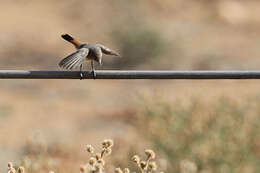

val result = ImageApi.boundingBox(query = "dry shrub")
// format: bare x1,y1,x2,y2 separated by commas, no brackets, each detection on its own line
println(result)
129,96,260,173
6,139,166,173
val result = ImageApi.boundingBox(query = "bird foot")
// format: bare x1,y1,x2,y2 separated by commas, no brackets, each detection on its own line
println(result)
80,72,84,80
92,70,96,79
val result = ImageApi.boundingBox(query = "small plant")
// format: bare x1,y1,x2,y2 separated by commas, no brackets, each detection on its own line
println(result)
81,139,164,173
7,162,25,173
6,139,165,173
80,139,114,173
129,149,164,173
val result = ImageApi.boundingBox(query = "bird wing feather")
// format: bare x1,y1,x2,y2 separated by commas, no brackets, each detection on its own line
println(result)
59,48,89,69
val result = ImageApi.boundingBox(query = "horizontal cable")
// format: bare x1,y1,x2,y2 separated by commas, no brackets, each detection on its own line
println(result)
0,70,260,79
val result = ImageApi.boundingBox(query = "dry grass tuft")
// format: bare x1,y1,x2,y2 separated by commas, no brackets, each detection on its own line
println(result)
6,140,165,173
7,162,25,173
81,139,114,173
82,139,164,173
129,149,162,173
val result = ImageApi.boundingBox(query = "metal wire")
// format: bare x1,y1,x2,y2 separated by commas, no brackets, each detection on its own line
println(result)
1,70,260,79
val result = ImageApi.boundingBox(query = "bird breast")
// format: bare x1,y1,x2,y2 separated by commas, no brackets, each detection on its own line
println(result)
87,47,102,62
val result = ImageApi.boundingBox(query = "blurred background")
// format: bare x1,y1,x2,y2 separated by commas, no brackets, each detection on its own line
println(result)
0,0,260,173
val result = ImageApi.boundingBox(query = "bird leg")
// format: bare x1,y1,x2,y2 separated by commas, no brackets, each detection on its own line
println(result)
80,64,83,80
91,60,96,79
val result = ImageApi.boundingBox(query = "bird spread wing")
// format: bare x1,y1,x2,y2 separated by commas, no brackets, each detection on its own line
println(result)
96,44,120,57
59,48,89,69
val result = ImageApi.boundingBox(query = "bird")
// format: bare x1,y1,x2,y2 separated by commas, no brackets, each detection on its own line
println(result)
59,34,120,79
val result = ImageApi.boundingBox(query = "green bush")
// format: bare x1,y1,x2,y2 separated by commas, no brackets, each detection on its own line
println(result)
111,28,167,69
131,96,260,173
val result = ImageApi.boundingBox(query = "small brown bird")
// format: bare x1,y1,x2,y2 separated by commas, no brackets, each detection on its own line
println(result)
59,34,120,79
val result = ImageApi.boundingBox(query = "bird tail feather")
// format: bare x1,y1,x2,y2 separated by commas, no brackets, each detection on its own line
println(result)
61,34,82,48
